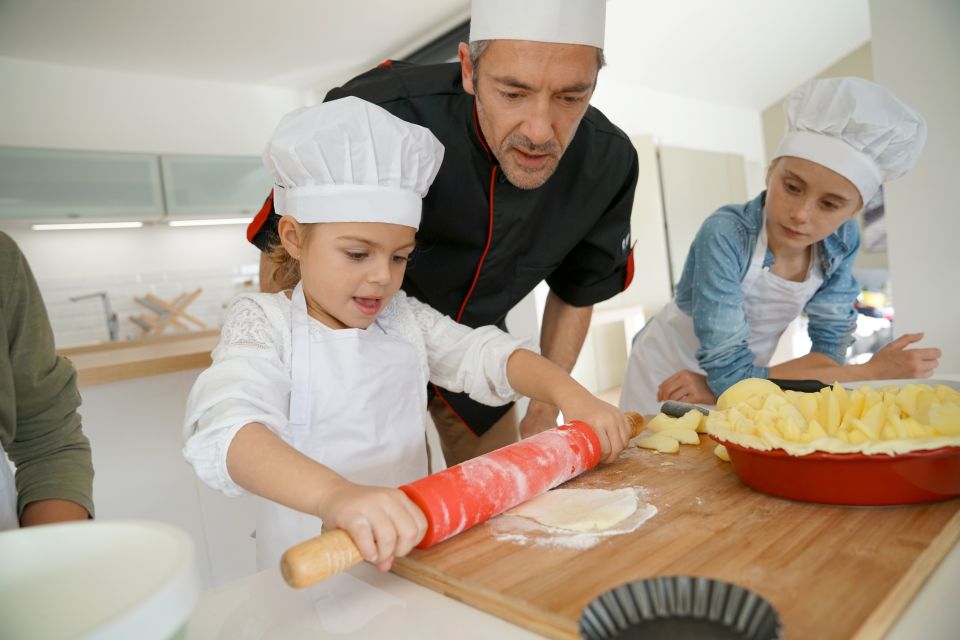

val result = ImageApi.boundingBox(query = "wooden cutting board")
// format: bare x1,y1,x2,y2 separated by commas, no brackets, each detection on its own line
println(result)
392,438,960,639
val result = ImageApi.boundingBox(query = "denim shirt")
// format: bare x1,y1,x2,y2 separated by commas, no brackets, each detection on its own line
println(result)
673,191,860,396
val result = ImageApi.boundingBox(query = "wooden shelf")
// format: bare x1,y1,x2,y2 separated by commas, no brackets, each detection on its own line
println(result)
59,329,220,388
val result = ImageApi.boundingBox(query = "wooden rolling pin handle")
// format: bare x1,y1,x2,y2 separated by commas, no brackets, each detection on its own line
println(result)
627,411,645,438
280,529,364,589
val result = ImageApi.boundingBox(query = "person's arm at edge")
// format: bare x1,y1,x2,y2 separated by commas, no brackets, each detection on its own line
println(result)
20,500,90,526
1,234,93,526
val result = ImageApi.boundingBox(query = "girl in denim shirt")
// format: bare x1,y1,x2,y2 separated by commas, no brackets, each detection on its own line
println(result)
621,78,940,415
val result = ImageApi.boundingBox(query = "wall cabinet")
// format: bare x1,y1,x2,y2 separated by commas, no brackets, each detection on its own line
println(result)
0,146,271,222
161,155,272,218
0,147,164,221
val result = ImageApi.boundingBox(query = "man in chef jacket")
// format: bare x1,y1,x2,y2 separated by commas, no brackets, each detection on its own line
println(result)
247,0,640,466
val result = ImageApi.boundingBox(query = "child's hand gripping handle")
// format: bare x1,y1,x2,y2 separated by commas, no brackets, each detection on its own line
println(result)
280,412,644,589
280,529,363,588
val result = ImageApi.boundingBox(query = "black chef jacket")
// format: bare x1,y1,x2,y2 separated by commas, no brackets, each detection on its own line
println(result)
248,61,639,436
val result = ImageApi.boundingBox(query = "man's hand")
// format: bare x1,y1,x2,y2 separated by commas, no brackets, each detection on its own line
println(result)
657,369,717,406
519,399,561,439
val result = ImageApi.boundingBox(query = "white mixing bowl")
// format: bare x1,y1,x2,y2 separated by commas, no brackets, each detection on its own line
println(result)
0,519,200,639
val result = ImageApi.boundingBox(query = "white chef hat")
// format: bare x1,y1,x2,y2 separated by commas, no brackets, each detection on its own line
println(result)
469,0,605,48
263,96,444,230
773,77,926,206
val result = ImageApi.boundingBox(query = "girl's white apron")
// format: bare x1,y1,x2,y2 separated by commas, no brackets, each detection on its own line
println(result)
255,283,427,570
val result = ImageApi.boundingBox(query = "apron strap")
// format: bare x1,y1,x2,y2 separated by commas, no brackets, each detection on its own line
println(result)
740,214,770,291
289,283,311,434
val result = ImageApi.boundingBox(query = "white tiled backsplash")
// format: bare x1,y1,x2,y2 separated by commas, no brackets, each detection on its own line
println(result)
41,263,260,348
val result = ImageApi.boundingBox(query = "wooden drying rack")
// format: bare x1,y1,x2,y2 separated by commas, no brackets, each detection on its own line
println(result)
131,288,208,336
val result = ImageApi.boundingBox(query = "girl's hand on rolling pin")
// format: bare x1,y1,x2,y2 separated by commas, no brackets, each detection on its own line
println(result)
316,481,427,572
559,393,632,463
657,369,717,405
866,333,941,379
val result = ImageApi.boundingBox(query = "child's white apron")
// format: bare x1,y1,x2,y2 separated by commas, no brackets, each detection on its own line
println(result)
620,217,824,415
254,283,428,570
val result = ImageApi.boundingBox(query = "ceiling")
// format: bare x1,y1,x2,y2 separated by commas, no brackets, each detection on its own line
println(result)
0,0,870,110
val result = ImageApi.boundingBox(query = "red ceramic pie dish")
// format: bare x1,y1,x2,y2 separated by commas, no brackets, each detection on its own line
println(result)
711,436,960,506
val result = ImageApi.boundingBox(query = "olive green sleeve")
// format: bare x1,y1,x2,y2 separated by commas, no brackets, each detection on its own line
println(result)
0,232,94,518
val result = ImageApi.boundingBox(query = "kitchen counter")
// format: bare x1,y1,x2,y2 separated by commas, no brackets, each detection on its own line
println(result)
59,330,220,388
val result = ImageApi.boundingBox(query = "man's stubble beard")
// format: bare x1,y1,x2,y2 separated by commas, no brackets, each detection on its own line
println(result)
476,98,564,191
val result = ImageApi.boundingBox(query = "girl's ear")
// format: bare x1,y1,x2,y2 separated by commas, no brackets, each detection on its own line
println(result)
277,215,303,259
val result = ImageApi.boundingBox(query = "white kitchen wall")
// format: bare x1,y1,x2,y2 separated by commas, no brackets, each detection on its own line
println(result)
592,75,767,173
869,0,960,373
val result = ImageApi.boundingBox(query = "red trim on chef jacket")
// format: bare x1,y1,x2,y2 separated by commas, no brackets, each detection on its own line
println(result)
440,103,500,438
246,190,275,245
472,100,493,162
377,59,393,68
454,100,497,322
431,383,481,437
456,166,498,322
623,241,637,290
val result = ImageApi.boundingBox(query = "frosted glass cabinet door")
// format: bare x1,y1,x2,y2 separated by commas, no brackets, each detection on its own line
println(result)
0,147,164,220
161,155,273,217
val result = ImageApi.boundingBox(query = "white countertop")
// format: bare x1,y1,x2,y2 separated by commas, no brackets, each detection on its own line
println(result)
185,562,542,639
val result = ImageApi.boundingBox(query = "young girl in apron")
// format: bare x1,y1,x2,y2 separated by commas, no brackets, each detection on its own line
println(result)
183,97,632,573
621,78,939,416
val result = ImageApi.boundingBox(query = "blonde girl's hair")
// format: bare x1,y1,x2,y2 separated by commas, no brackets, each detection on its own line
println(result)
265,223,313,292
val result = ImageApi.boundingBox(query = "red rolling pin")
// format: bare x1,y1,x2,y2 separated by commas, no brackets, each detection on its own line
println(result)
281,412,645,588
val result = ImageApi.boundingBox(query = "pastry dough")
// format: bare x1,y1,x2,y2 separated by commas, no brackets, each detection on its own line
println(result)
505,488,638,532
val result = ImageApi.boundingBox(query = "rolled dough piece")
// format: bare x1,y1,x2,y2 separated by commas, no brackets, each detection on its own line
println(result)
505,488,639,532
